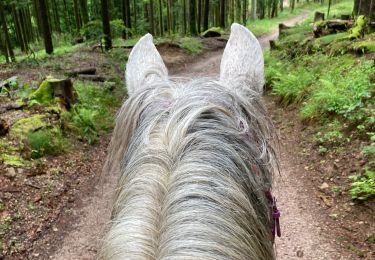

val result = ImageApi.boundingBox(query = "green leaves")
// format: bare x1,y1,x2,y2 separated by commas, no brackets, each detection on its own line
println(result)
349,169,375,200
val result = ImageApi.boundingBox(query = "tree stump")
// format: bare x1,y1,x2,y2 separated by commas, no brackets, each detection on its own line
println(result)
314,12,325,22
269,40,278,50
0,118,9,136
50,78,76,108
30,77,76,109
278,23,292,38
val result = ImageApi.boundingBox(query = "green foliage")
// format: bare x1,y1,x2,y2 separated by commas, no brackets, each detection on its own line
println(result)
62,81,120,144
0,154,25,167
179,37,203,55
201,27,223,37
314,129,344,146
349,169,375,200
63,107,98,144
301,59,373,120
9,115,47,140
332,185,342,193
29,77,55,105
272,68,314,105
81,19,125,41
349,15,367,39
0,216,12,236
27,128,69,158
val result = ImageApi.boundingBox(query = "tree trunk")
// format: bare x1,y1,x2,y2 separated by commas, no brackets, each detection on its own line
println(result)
183,0,187,34
251,0,256,20
166,0,171,34
51,0,61,33
79,0,89,25
149,0,155,35
101,0,112,50
158,0,163,36
220,0,226,28
12,5,25,52
32,0,42,37
38,0,53,54
353,0,375,20
0,1,15,62
198,0,202,33
203,0,209,31
0,33,10,63
190,0,198,35
73,0,82,33
63,0,72,33
132,0,137,34
243,0,247,25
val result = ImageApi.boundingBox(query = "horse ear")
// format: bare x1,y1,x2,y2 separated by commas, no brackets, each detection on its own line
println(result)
220,23,264,93
125,34,168,96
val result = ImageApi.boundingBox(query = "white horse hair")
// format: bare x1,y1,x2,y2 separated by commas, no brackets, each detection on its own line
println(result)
100,23,278,260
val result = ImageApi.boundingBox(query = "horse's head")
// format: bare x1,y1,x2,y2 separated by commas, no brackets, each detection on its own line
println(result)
126,23,264,96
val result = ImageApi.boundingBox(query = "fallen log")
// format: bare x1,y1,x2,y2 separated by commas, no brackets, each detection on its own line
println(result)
0,103,25,114
66,67,96,77
77,74,106,82
313,19,354,38
92,44,133,51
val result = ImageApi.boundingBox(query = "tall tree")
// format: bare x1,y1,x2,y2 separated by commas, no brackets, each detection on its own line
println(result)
251,0,256,20
353,0,375,20
0,1,15,62
190,0,198,35
220,0,226,28
183,0,187,34
198,0,202,33
243,0,247,25
158,0,163,36
166,0,172,34
73,0,82,33
101,0,112,50
203,0,209,31
38,0,53,54
149,0,155,35
79,0,89,24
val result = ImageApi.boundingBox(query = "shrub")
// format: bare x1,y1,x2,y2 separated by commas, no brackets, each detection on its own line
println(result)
61,81,121,144
272,68,313,105
179,37,203,55
349,168,375,200
81,19,125,41
27,128,69,158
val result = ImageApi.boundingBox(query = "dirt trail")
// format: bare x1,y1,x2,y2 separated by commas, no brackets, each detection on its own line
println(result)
51,12,344,260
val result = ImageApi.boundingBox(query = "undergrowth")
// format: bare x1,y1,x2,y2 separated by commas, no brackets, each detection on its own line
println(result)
265,0,374,200
27,128,69,158
61,81,123,144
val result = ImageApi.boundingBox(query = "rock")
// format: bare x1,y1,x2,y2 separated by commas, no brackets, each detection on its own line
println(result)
5,167,17,179
320,182,329,190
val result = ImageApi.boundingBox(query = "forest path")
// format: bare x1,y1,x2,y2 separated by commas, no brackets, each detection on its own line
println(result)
52,11,344,260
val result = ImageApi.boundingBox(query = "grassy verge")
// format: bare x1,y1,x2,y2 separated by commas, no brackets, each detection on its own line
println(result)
265,0,374,201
